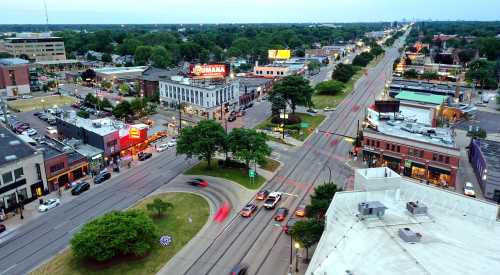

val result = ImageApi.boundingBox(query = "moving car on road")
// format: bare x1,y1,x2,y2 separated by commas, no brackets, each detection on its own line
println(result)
264,192,282,209
94,171,111,184
295,204,306,217
274,207,289,221
167,140,176,147
284,218,297,234
229,264,248,275
187,178,209,187
38,198,61,212
138,152,153,161
464,182,476,197
256,189,270,200
71,182,90,195
156,143,169,152
240,203,258,217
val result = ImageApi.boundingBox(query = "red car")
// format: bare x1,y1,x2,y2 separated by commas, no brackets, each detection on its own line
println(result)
256,189,270,200
283,218,297,234
240,203,257,217
0,224,6,233
274,207,289,222
187,178,208,187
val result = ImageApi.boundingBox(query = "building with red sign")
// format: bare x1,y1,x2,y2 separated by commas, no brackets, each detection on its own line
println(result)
159,69,240,119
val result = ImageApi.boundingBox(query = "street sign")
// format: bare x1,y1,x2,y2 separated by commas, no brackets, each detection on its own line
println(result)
300,122,309,128
249,169,256,178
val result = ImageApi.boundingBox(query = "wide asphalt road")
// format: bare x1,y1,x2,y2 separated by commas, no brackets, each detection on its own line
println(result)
0,150,193,275
178,36,406,275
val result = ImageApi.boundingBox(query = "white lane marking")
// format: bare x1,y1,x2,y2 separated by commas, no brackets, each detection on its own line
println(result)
282,193,299,198
1,263,17,275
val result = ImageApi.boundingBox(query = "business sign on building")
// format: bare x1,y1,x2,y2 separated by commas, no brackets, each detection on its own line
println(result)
189,64,229,79
268,50,291,60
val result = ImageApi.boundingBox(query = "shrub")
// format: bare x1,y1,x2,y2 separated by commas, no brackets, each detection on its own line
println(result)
315,80,345,95
76,110,89,119
270,114,302,125
71,210,158,262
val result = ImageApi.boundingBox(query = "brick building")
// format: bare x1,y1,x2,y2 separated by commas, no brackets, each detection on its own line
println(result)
0,58,30,97
140,67,179,98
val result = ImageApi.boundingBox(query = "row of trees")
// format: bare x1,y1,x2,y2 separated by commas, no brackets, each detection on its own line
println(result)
384,30,404,47
466,59,500,90
332,63,359,83
177,120,272,169
289,182,340,260
52,23,392,66
403,69,440,81
112,97,158,119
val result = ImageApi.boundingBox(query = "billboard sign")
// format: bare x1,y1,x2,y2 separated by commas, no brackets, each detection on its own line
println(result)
268,49,291,60
189,64,229,79
375,100,400,113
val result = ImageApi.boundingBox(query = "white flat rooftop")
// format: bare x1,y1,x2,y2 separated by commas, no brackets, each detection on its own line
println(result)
95,66,147,75
376,119,455,148
307,178,500,275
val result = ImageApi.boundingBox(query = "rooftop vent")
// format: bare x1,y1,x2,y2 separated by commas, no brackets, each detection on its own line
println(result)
358,201,387,217
398,228,422,243
4,155,17,161
9,140,21,146
406,201,428,215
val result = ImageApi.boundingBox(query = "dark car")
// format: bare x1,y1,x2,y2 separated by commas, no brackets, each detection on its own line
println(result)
284,218,297,234
227,114,237,122
187,178,209,187
256,189,270,200
33,112,43,117
240,203,258,217
229,264,248,275
274,207,289,222
0,224,6,233
71,182,90,195
94,171,111,184
138,152,153,161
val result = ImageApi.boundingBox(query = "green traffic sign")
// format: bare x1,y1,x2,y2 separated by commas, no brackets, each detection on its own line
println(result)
249,169,255,178
300,122,309,128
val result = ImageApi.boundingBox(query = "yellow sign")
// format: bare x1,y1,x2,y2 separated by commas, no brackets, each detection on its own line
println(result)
268,50,291,60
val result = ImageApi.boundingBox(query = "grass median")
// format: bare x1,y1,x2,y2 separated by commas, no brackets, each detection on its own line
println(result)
256,112,325,142
31,193,209,275
8,95,77,112
185,160,266,189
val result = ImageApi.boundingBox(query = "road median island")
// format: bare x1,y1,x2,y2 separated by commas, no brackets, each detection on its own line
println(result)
30,193,209,275
256,112,326,143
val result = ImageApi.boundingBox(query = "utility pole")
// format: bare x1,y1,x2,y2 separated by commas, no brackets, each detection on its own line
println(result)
178,97,182,132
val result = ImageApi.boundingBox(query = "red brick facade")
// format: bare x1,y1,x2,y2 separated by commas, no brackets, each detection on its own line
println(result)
0,64,29,88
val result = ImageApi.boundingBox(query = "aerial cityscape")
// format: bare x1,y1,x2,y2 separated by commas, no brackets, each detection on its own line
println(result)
0,1,500,275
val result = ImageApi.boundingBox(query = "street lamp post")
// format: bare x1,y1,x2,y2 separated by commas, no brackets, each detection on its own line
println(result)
178,97,182,132
15,188,24,220
295,242,301,272
324,164,332,183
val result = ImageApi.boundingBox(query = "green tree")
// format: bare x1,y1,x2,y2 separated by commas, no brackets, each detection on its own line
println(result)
119,38,142,55
315,80,345,95
332,63,358,83
84,93,98,107
130,98,145,117
306,182,339,220
134,46,153,65
101,98,113,109
146,198,173,218
101,53,112,63
404,69,418,79
151,46,172,69
307,60,321,73
271,75,314,113
466,60,497,89
112,100,132,119
421,71,439,80
71,210,157,262
290,219,324,261
228,128,272,169
176,120,226,169
352,52,375,67
119,83,131,95
76,110,90,119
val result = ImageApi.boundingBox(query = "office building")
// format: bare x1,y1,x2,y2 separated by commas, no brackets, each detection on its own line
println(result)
0,126,47,213
0,58,30,97
306,167,500,275
469,139,500,203
140,67,180,98
3,33,66,62
253,62,305,78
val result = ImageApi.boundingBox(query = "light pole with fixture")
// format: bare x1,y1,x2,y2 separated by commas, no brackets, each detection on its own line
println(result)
294,242,301,272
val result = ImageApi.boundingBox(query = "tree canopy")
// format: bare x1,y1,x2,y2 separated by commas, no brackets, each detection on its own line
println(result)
306,182,339,220
332,63,359,83
290,219,324,260
228,128,271,169
270,75,314,113
71,210,157,262
315,80,345,95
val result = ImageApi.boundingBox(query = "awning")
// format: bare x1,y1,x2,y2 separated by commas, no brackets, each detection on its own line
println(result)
428,165,451,174
382,154,401,162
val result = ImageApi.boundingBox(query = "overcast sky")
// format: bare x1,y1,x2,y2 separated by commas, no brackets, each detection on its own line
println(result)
2,0,499,24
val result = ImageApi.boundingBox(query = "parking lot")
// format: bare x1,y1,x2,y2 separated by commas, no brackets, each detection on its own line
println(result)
457,110,500,134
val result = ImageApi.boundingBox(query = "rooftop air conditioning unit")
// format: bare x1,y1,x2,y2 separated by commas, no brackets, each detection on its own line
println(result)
398,228,422,243
406,201,427,215
358,201,387,217
92,122,102,128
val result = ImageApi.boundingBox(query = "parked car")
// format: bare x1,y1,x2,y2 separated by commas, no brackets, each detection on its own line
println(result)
94,171,111,184
156,143,169,152
227,114,237,122
138,152,153,161
0,224,5,233
38,198,61,212
256,189,270,200
294,204,306,217
71,182,90,195
187,178,209,187
284,218,297,234
46,126,58,135
464,182,476,197
229,264,248,275
24,128,37,136
306,108,319,114
167,140,177,147
33,111,43,117
274,207,289,221
323,107,336,112
240,203,258,217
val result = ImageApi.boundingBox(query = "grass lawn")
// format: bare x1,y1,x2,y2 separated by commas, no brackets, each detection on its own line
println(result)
260,157,280,172
8,95,77,112
31,193,209,275
185,161,266,189
256,112,325,142
312,54,384,109
267,135,294,146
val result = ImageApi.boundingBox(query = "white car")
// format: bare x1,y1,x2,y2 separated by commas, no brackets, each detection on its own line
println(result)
324,107,336,112
463,182,476,197
38,198,61,212
156,143,169,152
24,128,37,136
46,126,58,135
264,192,282,209
167,140,177,147
21,95,33,99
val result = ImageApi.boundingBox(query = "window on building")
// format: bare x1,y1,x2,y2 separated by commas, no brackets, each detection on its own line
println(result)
386,143,390,150
432,154,437,161
445,156,450,164
420,150,425,158
397,146,400,152
2,172,13,185
14,168,24,179
409,148,414,156
50,162,65,173
438,155,444,162
365,139,370,145
391,145,395,151
17,188,28,202
36,163,42,180
376,141,380,148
